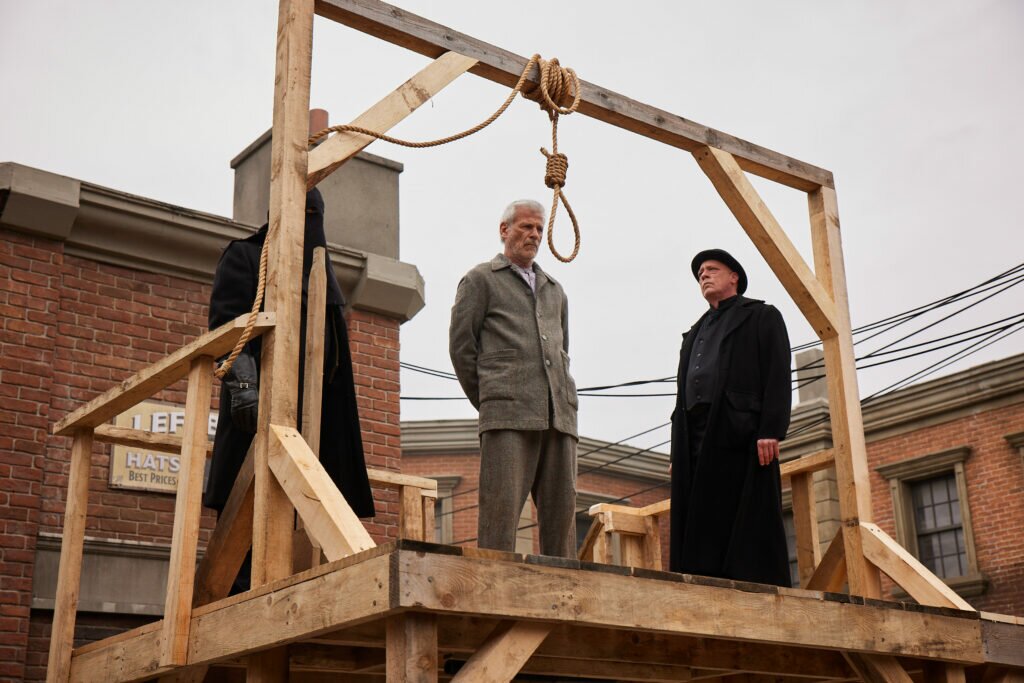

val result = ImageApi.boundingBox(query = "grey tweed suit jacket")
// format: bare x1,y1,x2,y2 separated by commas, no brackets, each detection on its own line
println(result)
449,253,578,438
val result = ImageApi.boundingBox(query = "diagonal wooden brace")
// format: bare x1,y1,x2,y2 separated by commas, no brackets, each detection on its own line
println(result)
450,620,554,683
805,526,848,592
269,424,375,559
860,522,974,611
307,51,479,187
693,146,839,339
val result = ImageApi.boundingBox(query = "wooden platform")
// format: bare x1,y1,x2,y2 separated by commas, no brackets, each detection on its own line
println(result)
68,541,1024,681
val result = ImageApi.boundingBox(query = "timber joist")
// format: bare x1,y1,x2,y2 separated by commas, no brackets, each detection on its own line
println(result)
65,543,1023,682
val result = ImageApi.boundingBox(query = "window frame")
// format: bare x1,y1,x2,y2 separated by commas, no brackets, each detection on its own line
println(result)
875,446,986,597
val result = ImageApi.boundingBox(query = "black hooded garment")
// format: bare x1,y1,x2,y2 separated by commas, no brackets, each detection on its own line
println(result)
203,188,375,518
669,295,792,586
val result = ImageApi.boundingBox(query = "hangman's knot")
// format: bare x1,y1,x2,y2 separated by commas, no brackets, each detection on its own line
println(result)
542,148,569,189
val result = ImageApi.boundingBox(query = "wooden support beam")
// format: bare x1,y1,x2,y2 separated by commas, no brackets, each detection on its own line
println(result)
922,663,967,683
780,449,834,479
92,424,213,457
365,468,438,492
399,485,425,540
251,0,315,595
159,356,215,667
297,246,328,570
386,612,438,683
53,313,274,436
70,551,391,682
320,617,855,679
844,654,914,683
421,491,436,543
46,429,93,683
693,146,839,338
395,551,986,661
450,620,553,683
301,247,327,454
643,515,663,570
307,51,479,187
808,186,881,598
859,522,974,611
805,527,847,592
790,472,821,587
269,424,375,559
192,450,254,607
313,0,835,191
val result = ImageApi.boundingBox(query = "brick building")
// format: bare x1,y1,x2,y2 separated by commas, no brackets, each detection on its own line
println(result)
0,116,423,681
783,349,1024,612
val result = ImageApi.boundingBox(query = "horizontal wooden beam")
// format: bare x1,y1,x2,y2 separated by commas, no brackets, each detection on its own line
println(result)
54,313,275,436
93,424,213,457
319,617,854,679
69,551,392,682
313,0,834,191
395,550,985,662
307,51,478,188
780,449,834,479
365,468,438,492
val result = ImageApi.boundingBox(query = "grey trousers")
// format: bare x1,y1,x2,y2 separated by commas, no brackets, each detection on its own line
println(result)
477,428,577,558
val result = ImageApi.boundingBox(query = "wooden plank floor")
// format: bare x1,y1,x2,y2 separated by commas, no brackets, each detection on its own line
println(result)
68,541,1024,682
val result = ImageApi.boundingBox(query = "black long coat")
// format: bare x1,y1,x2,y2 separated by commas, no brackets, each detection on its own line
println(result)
669,295,791,586
203,201,375,519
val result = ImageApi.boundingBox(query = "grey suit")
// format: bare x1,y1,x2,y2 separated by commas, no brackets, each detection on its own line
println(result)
450,253,578,557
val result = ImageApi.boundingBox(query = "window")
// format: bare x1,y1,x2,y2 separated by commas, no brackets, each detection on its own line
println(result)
430,476,461,544
876,446,986,597
910,474,966,578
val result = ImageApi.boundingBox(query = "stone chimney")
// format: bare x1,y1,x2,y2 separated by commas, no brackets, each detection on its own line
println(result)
229,109,404,260
795,348,828,404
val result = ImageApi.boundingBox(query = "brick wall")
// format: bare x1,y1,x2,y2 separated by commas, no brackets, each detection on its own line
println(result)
867,402,1024,613
0,229,59,682
0,226,403,681
349,310,402,541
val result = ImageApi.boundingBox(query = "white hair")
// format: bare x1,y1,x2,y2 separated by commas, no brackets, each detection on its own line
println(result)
499,199,545,228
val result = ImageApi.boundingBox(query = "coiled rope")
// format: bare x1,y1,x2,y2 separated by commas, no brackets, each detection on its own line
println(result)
218,54,582,378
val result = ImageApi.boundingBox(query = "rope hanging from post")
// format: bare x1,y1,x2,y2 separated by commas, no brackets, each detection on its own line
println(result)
215,238,269,379
308,53,583,262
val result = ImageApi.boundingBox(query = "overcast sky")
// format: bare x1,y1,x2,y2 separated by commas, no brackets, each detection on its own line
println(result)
2,1,1022,450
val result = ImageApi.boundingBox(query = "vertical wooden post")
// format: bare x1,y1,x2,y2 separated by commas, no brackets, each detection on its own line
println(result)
400,485,425,540
160,356,214,667
248,0,313,677
251,0,313,587
386,612,438,683
790,472,821,587
923,663,967,683
295,246,327,569
808,186,882,598
642,515,663,570
45,429,93,683
421,491,437,542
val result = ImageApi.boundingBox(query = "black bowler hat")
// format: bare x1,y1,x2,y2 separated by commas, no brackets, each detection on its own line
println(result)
691,249,748,295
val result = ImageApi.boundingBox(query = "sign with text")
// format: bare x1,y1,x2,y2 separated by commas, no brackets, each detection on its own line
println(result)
108,401,218,494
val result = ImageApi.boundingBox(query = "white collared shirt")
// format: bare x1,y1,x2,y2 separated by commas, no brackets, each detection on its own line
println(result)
509,262,537,294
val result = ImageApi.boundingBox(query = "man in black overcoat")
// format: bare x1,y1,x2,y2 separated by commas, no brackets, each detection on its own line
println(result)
204,187,375,523
669,248,792,586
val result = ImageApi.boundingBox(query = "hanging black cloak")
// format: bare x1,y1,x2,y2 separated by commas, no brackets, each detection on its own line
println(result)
203,189,375,518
